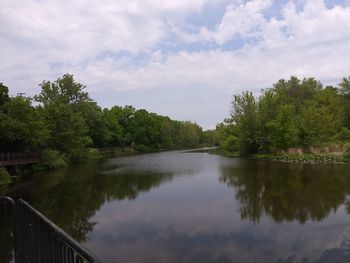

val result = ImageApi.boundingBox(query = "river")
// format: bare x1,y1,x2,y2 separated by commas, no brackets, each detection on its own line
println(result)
2,150,350,263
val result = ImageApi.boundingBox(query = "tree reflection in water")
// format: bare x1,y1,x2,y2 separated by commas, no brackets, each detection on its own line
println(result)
220,160,350,223
15,164,175,241
1,163,175,263
2,155,350,263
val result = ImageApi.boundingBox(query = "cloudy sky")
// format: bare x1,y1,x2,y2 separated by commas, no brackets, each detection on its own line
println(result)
1,0,350,129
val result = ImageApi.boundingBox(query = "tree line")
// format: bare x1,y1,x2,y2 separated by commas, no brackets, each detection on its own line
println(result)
217,76,350,156
0,74,216,166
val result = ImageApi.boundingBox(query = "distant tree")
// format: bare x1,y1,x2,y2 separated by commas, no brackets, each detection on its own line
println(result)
338,76,350,128
0,83,10,107
338,77,350,95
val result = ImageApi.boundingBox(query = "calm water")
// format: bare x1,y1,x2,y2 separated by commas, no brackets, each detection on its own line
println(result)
2,150,350,262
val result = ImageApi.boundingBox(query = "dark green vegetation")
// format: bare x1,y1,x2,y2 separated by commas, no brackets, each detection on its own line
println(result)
254,153,345,164
0,168,11,191
0,74,215,174
217,76,350,161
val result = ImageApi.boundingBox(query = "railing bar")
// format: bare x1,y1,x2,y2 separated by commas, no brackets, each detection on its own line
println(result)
17,199,100,262
1,197,100,263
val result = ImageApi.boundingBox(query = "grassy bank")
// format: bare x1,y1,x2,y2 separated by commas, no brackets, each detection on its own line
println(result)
211,146,347,164
253,153,346,164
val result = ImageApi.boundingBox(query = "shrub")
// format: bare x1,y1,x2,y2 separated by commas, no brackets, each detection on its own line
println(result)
221,135,239,153
344,142,350,162
39,149,68,169
68,148,100,163
0,167,11,187
134,144,151,153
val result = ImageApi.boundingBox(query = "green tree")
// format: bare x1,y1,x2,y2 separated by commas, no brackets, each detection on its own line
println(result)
338,76,350,128
231,92,259,155
35,74,91,106
219,76,348,155
35,74,93,160
39,103,91,155
0,96,48,152
0,83,10,107
267,105,299,151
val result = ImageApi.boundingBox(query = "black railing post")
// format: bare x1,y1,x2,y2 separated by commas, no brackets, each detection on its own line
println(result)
0,197,17,263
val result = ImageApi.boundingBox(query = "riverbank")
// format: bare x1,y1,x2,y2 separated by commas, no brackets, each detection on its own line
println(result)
210,148,348,164
253,153,346,164
1,145,215,175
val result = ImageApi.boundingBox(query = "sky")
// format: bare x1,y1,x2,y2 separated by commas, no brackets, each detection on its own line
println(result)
1,0,350,129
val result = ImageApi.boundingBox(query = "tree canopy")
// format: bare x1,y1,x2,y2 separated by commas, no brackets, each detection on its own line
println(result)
217,76,350,155
0,74,214,163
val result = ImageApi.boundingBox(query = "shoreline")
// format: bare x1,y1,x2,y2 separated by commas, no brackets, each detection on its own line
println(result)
211,149,347,164
252,153,346,164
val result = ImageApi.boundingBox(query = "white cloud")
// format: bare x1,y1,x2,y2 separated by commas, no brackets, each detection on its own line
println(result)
212,0,273,44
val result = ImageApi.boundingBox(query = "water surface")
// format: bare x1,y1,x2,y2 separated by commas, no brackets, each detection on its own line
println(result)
2,150,350,263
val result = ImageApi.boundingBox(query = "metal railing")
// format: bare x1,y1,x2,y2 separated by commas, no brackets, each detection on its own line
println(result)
0,197,101,263
0,152,40,166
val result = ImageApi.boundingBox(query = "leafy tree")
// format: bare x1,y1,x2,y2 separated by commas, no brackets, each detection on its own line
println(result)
267,105,299,151
231,92,259,155
35,74,93,160
102,108,124,147
0,96,48,152
35,74,91,106
39,103,91,155
0,73,214,167
220,76,348,155
338,76,350,128
0,83,10,107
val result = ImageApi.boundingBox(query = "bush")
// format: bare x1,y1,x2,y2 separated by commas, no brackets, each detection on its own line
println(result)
338,128,350,142
134,144,151,153
39,149,68,169
221,135,239,153
0,167,11,187
344,142,350,162
68,148,100,163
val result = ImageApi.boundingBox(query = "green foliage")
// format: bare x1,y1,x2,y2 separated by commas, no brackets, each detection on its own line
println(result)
267,105,299,151
0,83,10,106
0,97,48,151
0,167,11,187
255,153,345,164
231,92,259,155
102,106,206,151
39,149,68,169
39,103,91,153
68,148,100,163
338,76,350,128
0,73,214,169
202,129,220,146
220,76,350,156
334,128,350,142
344,142,350,162
35,74,91,106
221,135,239,153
